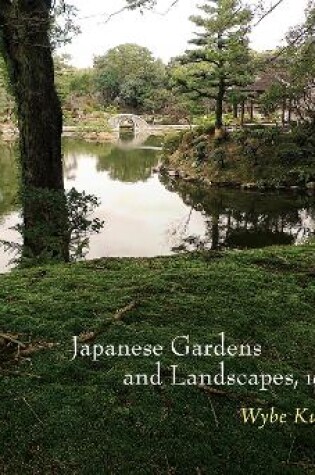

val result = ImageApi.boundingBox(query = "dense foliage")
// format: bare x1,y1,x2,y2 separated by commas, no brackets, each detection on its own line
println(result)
94,44,166,112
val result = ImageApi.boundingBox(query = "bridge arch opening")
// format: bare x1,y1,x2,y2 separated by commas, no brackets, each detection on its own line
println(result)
108,114,150,135
118,116,136,132
119,127,135,144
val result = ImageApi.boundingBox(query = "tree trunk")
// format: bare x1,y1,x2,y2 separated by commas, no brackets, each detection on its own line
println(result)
288,98,292,124
211,213,220,250
215,79,225,138
250,100,254,122
233,100,238,119
0,0,69,262
215,36,225,139
240,100,245,127
281,98,286,126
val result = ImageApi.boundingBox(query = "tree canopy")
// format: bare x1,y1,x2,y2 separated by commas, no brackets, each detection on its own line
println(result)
171,0,253,135
94,43,166,112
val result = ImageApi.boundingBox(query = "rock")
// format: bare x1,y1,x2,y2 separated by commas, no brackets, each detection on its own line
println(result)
306,182,315,191
202,178,213,187
97,132,114,142
183,176,197,183
241,183,258,190
168,170,180,178
0,124,18,142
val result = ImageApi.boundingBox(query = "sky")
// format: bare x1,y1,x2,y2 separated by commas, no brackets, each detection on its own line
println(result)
60,0,309,67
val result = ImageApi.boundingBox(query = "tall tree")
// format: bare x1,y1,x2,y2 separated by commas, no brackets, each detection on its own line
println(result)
0,0,154,262
172,0,252,136
0,0,73,261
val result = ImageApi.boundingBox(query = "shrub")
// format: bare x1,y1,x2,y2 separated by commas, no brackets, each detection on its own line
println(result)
162,132,185,156
193,115,215,127
181,130,195,147
259,127,281,145
0,188,104,267
233,129,249,146
67,188,104,260
290,124,315,148
211,147,226,168
277,144,304,165
195,140,208,162
213,130,229,147
195,124,215,136
233,127,281,147
285,169,315,186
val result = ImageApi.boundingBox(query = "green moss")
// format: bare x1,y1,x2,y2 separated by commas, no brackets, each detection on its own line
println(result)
0,246,315,473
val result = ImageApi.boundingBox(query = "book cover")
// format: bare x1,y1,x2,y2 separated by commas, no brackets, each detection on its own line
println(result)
0,0,314,473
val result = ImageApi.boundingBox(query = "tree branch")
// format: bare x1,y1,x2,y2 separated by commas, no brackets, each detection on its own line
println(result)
176,78,216,99
253,0,286,28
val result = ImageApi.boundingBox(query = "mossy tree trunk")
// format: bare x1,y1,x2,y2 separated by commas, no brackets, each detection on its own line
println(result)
0,0,69,262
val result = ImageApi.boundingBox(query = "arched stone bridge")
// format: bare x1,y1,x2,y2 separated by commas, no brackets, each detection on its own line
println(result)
108,114,150,132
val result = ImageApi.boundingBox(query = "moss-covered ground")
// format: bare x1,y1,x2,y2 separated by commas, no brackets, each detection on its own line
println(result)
0,245,315,474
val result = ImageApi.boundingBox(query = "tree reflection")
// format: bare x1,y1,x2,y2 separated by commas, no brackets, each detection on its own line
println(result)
0,142,18,218
63,138,159,183
97,147,158,183
162,176,315,250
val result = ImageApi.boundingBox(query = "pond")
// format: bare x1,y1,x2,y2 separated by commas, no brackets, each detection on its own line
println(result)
0,137,314,273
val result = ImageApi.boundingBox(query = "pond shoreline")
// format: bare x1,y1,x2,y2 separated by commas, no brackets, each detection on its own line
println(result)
1,137,314,274
160,165,315,194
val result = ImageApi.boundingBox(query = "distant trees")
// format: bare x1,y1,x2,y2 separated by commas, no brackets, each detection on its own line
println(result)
0,56,14,122
259,1,315,124
94,44,167,112
54,55,97,115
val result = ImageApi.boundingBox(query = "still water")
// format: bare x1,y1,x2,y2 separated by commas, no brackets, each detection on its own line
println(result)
0,138,314,273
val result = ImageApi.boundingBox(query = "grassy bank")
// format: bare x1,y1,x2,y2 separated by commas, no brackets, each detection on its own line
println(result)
0,245,315,474
163,124,315,191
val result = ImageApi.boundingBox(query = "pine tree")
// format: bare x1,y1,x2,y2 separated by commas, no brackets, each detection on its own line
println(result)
174,0,252,136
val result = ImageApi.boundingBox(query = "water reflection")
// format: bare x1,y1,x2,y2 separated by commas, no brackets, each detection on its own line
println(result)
115,129,153,148
63,139,158,183
0,138,314,273
96,148,158,183
0,142,18,216
162,177,315,250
